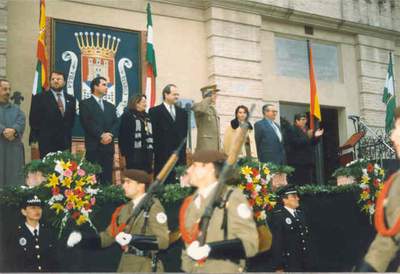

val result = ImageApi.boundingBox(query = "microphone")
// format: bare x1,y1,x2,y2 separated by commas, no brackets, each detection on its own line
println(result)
348,115,360,121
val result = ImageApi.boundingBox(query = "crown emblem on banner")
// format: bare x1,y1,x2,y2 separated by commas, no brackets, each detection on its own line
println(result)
74,32,121,58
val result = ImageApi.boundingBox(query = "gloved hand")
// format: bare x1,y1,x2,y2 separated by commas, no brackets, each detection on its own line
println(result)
187,240,211,260
67,231,82,247
115,232,132,247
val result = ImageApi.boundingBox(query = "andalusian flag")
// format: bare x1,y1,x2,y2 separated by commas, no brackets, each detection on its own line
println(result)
145,2,157,108
32,0,48,95
307,40,321,130
382,52,396,133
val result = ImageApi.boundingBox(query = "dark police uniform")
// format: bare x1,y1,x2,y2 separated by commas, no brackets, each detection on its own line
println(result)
9,222,59,272
270,185,312,271
7,195,59,272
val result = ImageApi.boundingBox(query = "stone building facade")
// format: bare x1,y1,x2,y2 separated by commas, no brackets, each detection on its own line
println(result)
3,0,400,161
0,0,6,78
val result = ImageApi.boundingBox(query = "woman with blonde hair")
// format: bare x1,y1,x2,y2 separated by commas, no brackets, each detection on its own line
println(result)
118,94,154,173
223,105,256,158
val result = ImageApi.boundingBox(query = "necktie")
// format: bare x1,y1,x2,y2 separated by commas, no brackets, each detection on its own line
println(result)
33,229,38,237
294,210,299,219
270,121,282,142
170,105,175,121
56,93,64,116
99,99,104,111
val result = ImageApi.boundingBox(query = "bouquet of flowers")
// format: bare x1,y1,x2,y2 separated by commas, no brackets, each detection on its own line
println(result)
26,151,102,237
358,162,385,218
238,161,278,225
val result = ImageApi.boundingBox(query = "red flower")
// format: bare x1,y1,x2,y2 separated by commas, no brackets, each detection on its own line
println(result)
70,161,78,171
66,202,74,210
71,211,80,220
51,187,60,196
261,188,268,195
252,168,259,177
249,199,255,207
365,187,370,193
373,179,379,188
90,197,96,205
246,183,254,191
74,188,86,198
367,163,374,173
254,211,261,218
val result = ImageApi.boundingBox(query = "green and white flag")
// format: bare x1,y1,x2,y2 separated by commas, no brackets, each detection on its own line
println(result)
382,52,396,133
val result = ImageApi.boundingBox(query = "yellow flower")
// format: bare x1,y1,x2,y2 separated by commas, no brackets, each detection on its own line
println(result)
76,215,88,225
66,193,79,204
360,191,370,200
50,203,64,214
60,160,72,170
379,168,385,176
362,204,370,213
263,167,270,175
61,177,72,188
75,199,85,210
255,196,263,206
241,166,252,176
263,196,270,204
75,178,86,188
239,184,245,190
46,173,59,188
361,175,369,184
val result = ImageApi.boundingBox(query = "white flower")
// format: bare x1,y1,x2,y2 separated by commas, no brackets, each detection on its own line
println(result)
81,208,92,215
54,160,63,174
255,184,262,192
359,183,369,190
258,211,266,220
85,186,100,195
362,168,368,176
369,205,375,215
48,194,64,206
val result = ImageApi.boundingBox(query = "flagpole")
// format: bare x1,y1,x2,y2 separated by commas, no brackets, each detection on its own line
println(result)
390,51,396,100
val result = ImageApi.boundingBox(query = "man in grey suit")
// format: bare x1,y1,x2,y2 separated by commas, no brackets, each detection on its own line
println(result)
254,104,286,165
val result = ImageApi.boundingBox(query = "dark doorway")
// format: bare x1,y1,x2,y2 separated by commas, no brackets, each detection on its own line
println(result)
320,107,340,182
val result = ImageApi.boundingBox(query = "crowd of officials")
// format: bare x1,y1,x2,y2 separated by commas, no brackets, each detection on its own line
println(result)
2,71,397,273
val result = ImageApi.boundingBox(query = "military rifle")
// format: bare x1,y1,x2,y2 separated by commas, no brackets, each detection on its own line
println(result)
125,137,187,227
197,105,255,245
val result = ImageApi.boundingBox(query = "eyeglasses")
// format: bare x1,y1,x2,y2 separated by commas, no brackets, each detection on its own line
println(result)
269,110,278,113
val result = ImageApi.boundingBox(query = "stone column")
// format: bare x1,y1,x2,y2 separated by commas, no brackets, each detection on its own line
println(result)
0,0,7,78
205,6,265,137
356,34,396,131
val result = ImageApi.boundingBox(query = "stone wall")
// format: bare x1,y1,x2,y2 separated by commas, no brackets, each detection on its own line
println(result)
0,0,6,78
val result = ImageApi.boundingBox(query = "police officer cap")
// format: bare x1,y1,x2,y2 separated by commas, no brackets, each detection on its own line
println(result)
200,84,220,98
276,184,298,198
20,194,42,208
122,169,152,185
191,150,227,164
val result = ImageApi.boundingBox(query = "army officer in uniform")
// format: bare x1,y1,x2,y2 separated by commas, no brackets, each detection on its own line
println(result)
67,169,169,272
270,185,313,272
8,195,59,272
179,150,259,273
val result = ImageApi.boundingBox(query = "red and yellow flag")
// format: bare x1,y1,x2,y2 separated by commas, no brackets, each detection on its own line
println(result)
307,40,321,130
32,0,48,95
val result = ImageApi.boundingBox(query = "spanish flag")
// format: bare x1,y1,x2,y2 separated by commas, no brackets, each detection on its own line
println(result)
307,40,321,130
32,0,48,95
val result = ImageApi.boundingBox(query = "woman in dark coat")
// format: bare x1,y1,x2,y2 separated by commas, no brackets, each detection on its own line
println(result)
118,95,154,173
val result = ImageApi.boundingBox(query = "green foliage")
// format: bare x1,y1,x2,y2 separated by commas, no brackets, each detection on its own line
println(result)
160,183,194,204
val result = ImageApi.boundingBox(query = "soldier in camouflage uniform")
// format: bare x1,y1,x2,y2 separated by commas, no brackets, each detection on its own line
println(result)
179,150,259,273
67,169,169,272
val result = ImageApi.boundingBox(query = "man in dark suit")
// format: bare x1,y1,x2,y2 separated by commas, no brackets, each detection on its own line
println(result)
79,76,118,184
149,84,187,182
270,185,313,272
254,104,286,164
286,113,324,185
29,71,76,158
